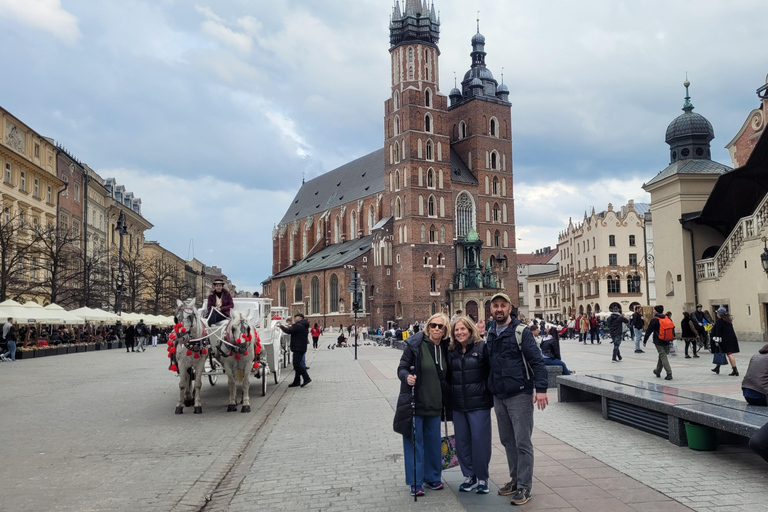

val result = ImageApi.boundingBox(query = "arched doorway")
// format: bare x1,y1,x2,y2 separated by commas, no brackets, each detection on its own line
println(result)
586,304,592,314
578,305,584,315
609,301,622,313
629,301,641,312
594,304,601,314
466,301,479,323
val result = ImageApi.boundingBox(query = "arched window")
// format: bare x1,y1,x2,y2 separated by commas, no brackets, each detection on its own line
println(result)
430,273,437,292
492,177,499,195
427,168,435,188
311,276,320,314
395,170,401,190
459,121,467,139
316,222,322,243
368,205,375,234
393,90,399,110
394,116,400,135
490,117,498,137
456,192,474,238
395,198,402,219
424,252,431,265
329,274,339,312
494,230,500,247
437,253,445,265
493,203,500,223
294,279,303,303
426,140,433,161
350,210,357,239
425,114,432,133
279,281,286,307
428,196,436,217
440,225,445,243
334,216,341,243
420,224,426,242
394,142,400,163
491,151,498,170
432,301,438,315
429,225,436,243
425,89,431,107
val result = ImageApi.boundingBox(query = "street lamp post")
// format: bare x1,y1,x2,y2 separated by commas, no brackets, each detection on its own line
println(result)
114,210,128,333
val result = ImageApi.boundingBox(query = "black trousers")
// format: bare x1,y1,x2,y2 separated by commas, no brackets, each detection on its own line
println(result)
749,422,768,464
292,350,309,384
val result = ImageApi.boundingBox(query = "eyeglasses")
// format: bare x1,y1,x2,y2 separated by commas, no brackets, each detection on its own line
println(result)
428,323,445,330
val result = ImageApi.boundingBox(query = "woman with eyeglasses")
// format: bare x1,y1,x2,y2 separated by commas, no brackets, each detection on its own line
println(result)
446,315,493,494
393,312,451,497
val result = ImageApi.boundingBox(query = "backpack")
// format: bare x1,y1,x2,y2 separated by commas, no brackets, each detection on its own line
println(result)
513,324,531,380
658,317,675,341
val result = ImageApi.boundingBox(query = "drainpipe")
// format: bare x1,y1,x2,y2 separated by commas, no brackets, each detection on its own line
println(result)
642,213,650,304
681,220,698,306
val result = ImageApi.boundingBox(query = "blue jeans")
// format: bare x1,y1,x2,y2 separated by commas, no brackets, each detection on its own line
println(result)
2,340,16,360
453,409,492,481
634,329,644,351
402,414,442,486
612,335,622,360
543,357,571,375
494,393,535,490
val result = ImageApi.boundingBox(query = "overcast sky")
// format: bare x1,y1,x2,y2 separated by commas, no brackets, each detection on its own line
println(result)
1,0,766,292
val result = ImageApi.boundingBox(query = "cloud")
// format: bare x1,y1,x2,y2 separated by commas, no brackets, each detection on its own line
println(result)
0,0,80,43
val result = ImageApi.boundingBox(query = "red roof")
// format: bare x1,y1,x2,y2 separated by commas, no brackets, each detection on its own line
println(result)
517,248,558,265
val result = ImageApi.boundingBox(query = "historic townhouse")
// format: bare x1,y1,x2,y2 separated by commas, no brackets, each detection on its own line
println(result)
265,1,518,328
557,200,649,318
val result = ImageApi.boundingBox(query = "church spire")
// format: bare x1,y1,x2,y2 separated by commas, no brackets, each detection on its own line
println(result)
682,76,694,113
390,0,440,48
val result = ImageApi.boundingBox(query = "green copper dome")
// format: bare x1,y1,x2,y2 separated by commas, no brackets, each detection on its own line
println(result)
464,228,479,242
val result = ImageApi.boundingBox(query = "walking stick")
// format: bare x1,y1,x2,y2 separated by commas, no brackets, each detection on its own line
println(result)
410,365,417,502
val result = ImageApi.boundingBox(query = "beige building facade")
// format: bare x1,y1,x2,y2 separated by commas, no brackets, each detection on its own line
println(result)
558,201,649,319
527,268,561,322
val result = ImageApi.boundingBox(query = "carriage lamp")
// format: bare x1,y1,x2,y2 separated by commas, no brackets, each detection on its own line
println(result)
761,237,768,275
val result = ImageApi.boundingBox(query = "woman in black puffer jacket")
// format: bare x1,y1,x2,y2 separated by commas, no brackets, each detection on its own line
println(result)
446,315,493,494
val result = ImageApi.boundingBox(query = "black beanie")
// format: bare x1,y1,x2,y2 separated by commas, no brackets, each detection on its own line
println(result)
654,305,664,314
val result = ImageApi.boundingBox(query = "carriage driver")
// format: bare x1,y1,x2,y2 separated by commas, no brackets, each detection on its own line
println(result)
206,278,234,326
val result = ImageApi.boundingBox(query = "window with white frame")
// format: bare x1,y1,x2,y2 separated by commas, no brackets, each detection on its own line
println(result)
4,162,10,183
455,192,474,238
20,171,26,191
426,140,433,161
34,178,39,197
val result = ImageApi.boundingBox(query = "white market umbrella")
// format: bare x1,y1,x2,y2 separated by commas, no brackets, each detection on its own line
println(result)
71,307,117,322
21,301,65,324
44,304,85,325
0,299,43,324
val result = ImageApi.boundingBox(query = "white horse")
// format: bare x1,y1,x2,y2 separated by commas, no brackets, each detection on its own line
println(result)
210,310,256,413
171,298,208,414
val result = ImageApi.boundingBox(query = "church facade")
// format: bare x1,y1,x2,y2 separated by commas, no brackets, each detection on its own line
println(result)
263,1,518,329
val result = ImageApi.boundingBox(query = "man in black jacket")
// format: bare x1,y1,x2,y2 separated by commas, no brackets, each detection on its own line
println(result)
607,308,629,362
279,313,312,387
486,293,548,506
631,305,645,353
643,305,673,380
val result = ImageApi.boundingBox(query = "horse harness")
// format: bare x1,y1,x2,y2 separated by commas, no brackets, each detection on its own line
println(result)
217,316,251,358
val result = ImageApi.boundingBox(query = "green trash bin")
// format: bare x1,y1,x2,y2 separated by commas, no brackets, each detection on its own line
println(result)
684,422,717,451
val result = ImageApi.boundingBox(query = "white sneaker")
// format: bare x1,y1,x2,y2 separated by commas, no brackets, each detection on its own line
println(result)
0,355,7,361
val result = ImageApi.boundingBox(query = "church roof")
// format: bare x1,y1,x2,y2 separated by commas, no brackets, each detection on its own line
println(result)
280,147,477,224
273,236,372,278
280,149,384,225
643,158,731,188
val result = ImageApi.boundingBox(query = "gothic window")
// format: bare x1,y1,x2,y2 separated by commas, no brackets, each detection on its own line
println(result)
394,142,400,164
427,168,435,188
393,90,399,110
394,116,400,135
440,225,445,243
459,121,467,139
607,275,620,294
426,140,433,161
425,89,431,107
408,66,414,80
428,195,436,217
437,253,444,265
395,198,402,219
492,177,499,196
430,273,437,292
429,225,436,243
421,224,426,242
494,230,500,247
294,279,303,303
329,274,339,312
425,114,432,133
279,282,286,307
455,192,474,238
316,222,322,242
350,210,357,239
491,151,499,170
368,205,375,234
493,203,500,223
425,65,431,81
490,117,498,137
311,276,320,314
334,216,341,243
395,170,401,190
424,252,430,265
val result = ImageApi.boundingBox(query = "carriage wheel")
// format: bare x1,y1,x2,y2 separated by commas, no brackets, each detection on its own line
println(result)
206,354,218,386
261,364,267,396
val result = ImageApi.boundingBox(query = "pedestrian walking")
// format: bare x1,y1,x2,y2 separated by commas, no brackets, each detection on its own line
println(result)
578,314,589,343
135,319,148,352
589,313,599,344
279,313,311,388
151,325,159,347
644,305,674,380
446,315,492,494
1,318,16,361
631,305,645,353
741,344,768,406
393,312,450,497
125,324,136,353
681,311,699,358
566,315,575,339
607,308,629,362
712,307,740,376
486,293,548,506
311,323,321,350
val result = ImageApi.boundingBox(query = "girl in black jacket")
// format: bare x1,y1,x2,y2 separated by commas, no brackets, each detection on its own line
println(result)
447,315,493,494
539,327,571,375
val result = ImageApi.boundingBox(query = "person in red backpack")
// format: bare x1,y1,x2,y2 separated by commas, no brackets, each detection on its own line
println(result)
311,323,321,351
644,305,674,380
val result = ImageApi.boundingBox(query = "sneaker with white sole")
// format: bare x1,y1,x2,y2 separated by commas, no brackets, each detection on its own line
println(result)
475,480,489,494
498,480,517,496
510,488,531,506
458,476,477,492
424,481,444,490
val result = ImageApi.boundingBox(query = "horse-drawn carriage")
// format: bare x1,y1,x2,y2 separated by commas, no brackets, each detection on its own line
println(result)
168,297,288,414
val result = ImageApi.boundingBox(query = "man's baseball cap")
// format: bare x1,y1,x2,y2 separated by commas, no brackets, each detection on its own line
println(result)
490,292,512,304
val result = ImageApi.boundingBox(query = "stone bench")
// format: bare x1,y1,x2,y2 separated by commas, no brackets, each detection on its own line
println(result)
557,374,768,446
546,365,563,389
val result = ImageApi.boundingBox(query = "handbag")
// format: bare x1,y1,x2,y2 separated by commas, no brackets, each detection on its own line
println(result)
713,352,727,366
440,420,458,470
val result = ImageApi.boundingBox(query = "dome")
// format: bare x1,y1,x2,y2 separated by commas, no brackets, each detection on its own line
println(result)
497,83,509,93
471,32,486,45
463,67,494,82
665,112,714,144
449,87,462,97
470,78,483,87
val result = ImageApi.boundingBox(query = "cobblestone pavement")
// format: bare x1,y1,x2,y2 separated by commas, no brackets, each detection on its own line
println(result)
0,345,287,512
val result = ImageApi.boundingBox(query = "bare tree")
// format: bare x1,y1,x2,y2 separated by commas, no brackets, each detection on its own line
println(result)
142,254,182,315
120,245,143,313
33,224,84,307
0,212,44,302
73,245,111,309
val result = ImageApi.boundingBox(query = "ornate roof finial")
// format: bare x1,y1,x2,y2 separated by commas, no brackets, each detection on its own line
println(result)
454,71,457,88
501,66,505,84
682,73,694,113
